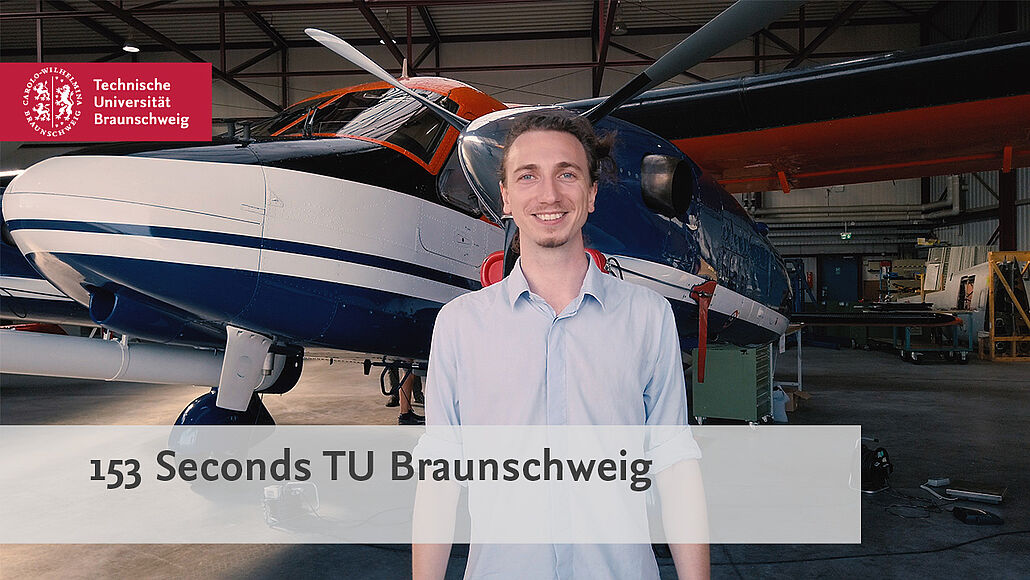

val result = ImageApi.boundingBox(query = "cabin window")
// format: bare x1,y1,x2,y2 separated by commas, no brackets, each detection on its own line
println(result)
438,151,482,216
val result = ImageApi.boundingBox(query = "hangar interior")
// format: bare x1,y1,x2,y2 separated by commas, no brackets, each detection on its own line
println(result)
1,1,1029,578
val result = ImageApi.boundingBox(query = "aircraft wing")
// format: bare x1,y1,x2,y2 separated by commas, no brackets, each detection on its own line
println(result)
563,33,1030,193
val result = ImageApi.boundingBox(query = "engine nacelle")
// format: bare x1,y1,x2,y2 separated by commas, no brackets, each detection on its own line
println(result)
640,154,694,218
88,288,218,345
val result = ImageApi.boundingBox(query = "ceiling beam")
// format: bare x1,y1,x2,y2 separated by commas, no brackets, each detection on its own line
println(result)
86,0,281,112
228,46,280,75
417,5,440,45
609,41,708,83
230,50,888,78
135,0,181,9
760,28,797,55
413,41,437,69
45,0,124,48
355,0,408,66
785,1,866,70
592,0,618,97
93,50,128,62
3,0,547,19
962,0,987,40
231,0,288,49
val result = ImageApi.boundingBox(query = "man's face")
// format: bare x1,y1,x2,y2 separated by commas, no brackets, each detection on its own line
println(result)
500,130,598,251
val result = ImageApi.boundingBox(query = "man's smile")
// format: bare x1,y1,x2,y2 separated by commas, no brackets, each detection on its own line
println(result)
533,211,568,223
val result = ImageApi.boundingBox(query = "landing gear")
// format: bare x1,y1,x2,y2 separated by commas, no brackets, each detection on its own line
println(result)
173,325,303,425
174,389,274,426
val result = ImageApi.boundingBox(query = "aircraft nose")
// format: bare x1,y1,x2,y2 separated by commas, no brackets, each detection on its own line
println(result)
2,153,268,304
4,153,267,235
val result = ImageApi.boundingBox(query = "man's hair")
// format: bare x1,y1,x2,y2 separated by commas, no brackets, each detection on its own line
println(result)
499,109,615,186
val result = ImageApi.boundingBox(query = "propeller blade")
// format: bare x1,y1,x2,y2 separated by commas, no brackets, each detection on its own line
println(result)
584,0,804,122
305,28,469,131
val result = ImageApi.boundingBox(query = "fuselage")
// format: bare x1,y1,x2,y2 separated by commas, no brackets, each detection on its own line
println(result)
3,77,790,358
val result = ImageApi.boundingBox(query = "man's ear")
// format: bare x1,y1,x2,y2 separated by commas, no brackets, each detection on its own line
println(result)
500,180,511,215
587,182,598,213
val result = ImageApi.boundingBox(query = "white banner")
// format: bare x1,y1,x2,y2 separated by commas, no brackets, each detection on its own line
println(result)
0,425,860,544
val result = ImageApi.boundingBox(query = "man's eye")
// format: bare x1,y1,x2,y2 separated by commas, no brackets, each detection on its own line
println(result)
559,171,577,179
517,174,535,181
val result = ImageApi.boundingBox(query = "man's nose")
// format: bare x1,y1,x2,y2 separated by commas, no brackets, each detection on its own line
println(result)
536,177,561,203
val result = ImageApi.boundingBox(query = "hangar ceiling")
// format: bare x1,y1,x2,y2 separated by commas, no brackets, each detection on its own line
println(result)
3,0,960,113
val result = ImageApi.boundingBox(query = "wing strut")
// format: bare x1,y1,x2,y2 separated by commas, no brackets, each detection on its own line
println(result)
690,280,718,383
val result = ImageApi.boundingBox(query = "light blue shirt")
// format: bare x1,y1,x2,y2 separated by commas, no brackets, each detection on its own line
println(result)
425,256,701,579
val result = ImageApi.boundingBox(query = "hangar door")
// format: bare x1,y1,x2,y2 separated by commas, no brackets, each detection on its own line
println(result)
819,255,860,304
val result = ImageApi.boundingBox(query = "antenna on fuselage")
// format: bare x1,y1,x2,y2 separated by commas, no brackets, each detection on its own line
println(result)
583,0,804,123
305,28,468,131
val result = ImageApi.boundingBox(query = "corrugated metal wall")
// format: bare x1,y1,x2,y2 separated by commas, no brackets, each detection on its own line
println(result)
925,2,1000,43
1019,205,1030,250
935,219,999,248
964,172,999,210
1017,168,1029,250
763,179,921,208
931,168,1029,250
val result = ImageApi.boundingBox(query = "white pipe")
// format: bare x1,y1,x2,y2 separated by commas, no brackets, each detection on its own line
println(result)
760,212,927,223
753,204,923,216
0,330,222,385
753,175,961,219
922,175,962,219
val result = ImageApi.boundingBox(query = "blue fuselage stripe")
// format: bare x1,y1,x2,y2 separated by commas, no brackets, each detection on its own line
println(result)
6,219,480,291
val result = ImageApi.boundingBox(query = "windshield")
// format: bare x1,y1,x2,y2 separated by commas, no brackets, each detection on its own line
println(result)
247,87,456,164
248,94,339,137
323,88,454,163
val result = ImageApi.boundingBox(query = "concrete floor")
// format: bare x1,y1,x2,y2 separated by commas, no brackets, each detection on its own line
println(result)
2,345,1028,579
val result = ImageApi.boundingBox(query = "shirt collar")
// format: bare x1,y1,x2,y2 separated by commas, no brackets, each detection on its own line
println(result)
504,255,608,311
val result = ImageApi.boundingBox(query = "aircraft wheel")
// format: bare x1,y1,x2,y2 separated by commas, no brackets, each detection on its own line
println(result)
174,389,275,426
958,352,970,365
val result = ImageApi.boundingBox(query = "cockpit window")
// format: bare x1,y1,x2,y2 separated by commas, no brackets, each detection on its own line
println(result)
247,87,457,165
322,88,456,163
247,94,338,137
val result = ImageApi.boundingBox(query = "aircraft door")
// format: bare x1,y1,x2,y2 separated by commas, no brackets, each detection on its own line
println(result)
420,151,501,270
417,209,497,270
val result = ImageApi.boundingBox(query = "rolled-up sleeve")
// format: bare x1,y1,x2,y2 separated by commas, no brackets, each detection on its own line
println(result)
414,302,464,462
643,297,701,472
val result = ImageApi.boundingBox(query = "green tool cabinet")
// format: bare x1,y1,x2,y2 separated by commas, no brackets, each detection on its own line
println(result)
690,345,772,423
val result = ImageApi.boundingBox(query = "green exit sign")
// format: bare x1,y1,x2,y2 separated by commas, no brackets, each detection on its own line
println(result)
840,232,852,240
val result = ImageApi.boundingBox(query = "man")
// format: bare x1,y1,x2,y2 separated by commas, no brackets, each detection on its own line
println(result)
413,110,708,579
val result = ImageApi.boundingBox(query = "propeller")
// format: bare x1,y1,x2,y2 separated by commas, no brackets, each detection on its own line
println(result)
304,28,469,131
306,1,804,221
584,0,803,122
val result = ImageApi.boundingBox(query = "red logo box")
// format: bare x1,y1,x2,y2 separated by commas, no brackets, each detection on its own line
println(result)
1,63,211,142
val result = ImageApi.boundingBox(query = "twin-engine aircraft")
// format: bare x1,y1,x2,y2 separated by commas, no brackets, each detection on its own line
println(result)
2,1,1028,424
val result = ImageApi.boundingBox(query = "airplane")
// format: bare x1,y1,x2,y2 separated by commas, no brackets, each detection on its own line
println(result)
2,1,1028,425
